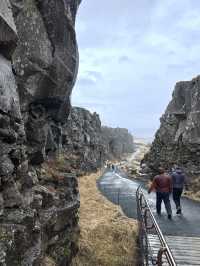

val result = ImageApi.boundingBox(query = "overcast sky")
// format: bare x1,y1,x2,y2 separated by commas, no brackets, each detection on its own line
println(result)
72,0,200,138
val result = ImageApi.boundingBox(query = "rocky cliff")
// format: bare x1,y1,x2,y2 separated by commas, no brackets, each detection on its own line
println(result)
0,1,135,264
0,0,81,265
62,107,106,174
145,75,200,176
61,108,134,174
62,108,135,173
102,126,134,159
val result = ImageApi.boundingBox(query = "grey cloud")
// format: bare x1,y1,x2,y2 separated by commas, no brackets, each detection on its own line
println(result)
86,71,103,81
73,0,200,138
167,64,186,71
118,56,132,64
77,77,96,87
77,29,112,48
167,60,200,73
91,55,115,66
167,51,176,56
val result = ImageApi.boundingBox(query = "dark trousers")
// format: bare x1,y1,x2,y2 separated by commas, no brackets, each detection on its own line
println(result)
173,188,183,209
156,192,172,215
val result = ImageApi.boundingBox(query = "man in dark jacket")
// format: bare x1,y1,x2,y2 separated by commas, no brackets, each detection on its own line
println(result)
171,167,187,214
148,167,172,219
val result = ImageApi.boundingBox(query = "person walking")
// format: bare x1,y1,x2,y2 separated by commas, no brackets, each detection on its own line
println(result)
148,167,172,219
112,164,115,172
171,167,187,214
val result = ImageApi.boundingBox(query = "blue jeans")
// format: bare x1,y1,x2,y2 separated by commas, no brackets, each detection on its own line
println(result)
156,192,172,215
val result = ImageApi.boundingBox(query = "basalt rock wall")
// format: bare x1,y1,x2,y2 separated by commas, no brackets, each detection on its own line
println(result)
62,108,134,173
145,75,200,176
101,126,134,160
62,107,106,174
0,0,81,265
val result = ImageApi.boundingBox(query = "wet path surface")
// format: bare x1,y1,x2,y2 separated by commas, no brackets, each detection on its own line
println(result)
98,170,200,237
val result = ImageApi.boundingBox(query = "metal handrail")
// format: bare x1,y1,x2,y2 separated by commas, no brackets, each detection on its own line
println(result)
136,186,177,266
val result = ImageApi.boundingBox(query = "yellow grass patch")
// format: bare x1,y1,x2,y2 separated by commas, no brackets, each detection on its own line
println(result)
72,172,139,266
184,175,200,201
41,257,56,266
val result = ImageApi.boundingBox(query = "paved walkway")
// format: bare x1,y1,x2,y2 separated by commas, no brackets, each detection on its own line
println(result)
98,170,200,265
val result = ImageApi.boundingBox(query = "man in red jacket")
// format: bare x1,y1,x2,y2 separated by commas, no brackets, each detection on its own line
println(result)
148,167,172,219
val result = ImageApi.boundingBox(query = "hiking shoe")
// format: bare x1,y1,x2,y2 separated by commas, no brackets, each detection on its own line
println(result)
168,214,172,220
176,209,182,215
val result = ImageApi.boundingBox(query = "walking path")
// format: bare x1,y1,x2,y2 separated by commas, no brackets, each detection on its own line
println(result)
98,170,200,265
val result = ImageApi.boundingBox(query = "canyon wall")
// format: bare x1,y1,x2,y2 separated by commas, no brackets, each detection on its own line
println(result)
145,75,200,176
62,107,135,174
0,0,81,265
62,107,106,174
102,126,134,159
0,1,134,264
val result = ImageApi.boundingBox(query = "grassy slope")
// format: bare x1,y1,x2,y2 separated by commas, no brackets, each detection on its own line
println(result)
72,172,139,266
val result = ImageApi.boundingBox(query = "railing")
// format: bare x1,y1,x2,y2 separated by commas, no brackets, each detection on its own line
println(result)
136,186,177,266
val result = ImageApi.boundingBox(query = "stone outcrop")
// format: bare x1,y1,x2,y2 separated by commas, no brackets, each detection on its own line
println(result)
102,126,134,159
12,0,80,162
61,108,134,174
62,107,105,174
0,0,81,265
145,75,200,176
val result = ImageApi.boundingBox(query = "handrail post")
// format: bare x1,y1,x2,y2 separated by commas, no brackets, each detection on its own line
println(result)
144,208,149,228
157,247,167,266
136,186,177,266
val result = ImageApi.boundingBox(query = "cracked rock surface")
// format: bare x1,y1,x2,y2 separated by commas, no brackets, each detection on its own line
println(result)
62,107,135,175
145,75,200,177
0,0,81,265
